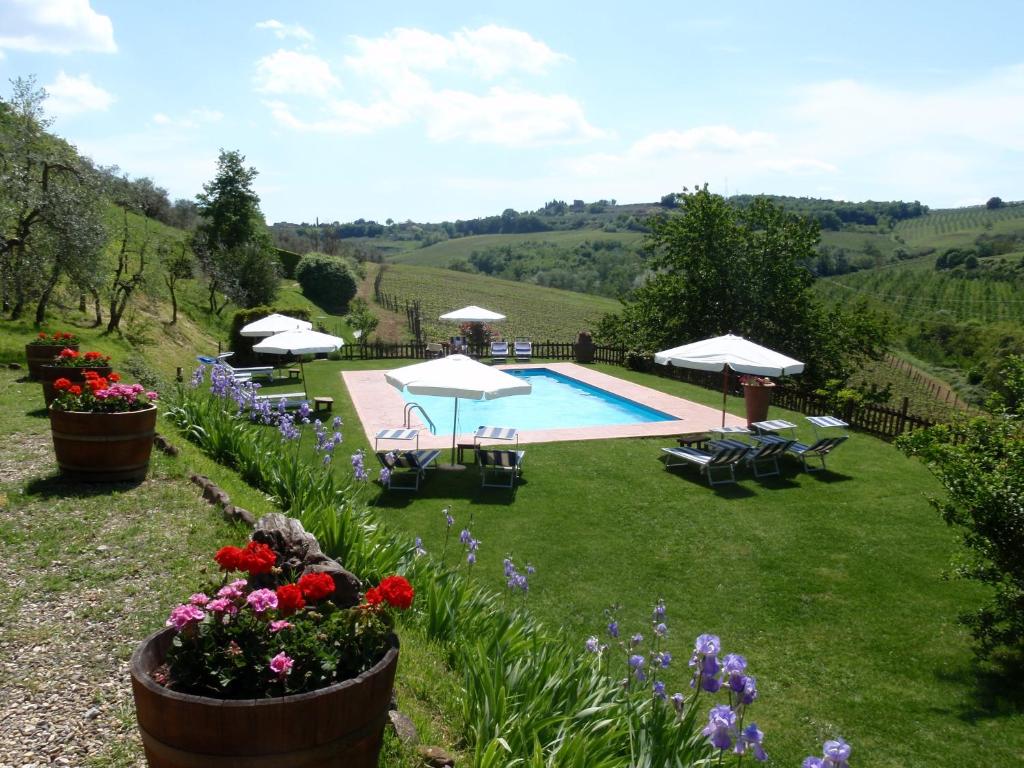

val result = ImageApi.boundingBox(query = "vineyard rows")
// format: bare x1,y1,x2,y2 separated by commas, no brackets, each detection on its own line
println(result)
373,263,620,341
895,205,1024,247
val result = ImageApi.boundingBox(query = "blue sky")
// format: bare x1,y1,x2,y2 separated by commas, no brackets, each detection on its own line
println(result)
2,0,1023,224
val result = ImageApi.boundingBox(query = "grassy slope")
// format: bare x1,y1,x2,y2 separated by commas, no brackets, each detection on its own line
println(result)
373,263,621,341
298,358,1024,768
390,230,644,268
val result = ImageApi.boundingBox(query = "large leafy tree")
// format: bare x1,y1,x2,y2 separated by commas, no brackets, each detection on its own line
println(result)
0,76,107,322
193,149,278,311
598,186,887,382
898,355,1024,658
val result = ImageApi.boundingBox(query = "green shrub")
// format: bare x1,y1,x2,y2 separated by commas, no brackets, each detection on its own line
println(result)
276,247,302,279
295,252,358,313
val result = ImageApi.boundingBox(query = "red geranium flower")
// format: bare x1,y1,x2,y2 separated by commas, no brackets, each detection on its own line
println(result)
58,348,79,359
214,545,244,571
84,370,98,379
60,332,73,340
53,377,72,391
68,385,82,396
275,584,305,616
38,332,47,339
377,575,414,610
297,572,335,602
365,586,382,606
84,351,102,361
240,541,276,575
108,372,121,382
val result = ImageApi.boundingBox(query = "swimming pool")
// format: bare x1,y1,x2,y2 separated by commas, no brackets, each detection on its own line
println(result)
399,368,676,436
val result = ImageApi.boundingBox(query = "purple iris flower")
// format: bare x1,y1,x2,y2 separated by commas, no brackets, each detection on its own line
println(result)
585,636,600,654
701,704,737,750
351,450,369,481
740,675,758,705
671,692,685,713
628,654,645,669
652,680,666,700
653,599,666,620
607,621,619,639
459,529,471,545
803,759,824,768
823,738,851,768
630,633,644,647
735,723,768,762
654,622,667,637
443,507,454,527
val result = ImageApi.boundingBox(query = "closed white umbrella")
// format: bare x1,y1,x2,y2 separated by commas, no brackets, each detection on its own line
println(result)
386,354,531,465
252,329,344,399
240,313,313,337
654,334,804,426
439,305,506,322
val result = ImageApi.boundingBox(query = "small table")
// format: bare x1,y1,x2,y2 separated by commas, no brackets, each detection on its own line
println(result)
287,367,301,381
374,427,419,451
676,433,711,450
313,396,333,413
457,443,477,464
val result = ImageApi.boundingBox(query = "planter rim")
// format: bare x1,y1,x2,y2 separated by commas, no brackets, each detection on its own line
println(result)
131,626,399,708
49,403,157,416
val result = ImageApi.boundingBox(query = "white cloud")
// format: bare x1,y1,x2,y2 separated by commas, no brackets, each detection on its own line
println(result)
255,19,313,42
0,0,115,54
262,25,598,146
254,49,339,98
44,71,114,117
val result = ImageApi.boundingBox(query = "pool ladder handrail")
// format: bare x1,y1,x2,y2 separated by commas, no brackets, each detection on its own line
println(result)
404,402,436,435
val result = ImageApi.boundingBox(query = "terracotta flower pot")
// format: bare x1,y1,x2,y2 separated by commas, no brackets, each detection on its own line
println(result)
38,364,113,406
25,343,79,381
130,627,399,768
743,383,774,426
49,404,157,482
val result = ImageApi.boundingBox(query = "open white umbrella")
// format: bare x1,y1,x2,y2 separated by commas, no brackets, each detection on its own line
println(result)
240,313,313,337
385,354,531,465
654,334,804,426
252,329,344,399
439,305,506,322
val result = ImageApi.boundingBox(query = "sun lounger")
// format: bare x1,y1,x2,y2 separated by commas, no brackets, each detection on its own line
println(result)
661,443,750,486
216,353,274,381
785,435,849,472
513,339,532,362
375,449,440,491
490,340,509,364
253,391,307,408
746,436,797,478
477,448,526,488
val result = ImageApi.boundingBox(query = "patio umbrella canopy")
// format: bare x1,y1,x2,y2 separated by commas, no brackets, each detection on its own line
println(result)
385,354,531,465
654,334,804,425
252,329,344,399
438,305,506,322
239,313,313,337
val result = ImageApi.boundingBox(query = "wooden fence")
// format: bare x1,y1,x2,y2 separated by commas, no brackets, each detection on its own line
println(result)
336,341,950,440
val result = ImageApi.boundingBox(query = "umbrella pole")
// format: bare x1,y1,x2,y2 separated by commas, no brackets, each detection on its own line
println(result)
300,360,308,400
450,397,459,465
721,368,728,427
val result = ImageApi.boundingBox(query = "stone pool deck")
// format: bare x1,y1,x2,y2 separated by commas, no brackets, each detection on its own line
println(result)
342,362,747,450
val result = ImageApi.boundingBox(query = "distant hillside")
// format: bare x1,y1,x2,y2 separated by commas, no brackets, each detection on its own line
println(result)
372,263,620,342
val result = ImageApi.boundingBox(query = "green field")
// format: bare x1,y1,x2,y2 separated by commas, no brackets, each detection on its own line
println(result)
388,230,645,268
374,263,621,340
894,204,1024,251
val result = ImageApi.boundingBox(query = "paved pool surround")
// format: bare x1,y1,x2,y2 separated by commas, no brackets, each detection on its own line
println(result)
342,362,747,449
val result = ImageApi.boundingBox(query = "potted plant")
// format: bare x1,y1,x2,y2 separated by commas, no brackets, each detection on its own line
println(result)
25,331,80,380
739,374,775,425
48,371,158,482
130,530,412,768
38,348,113,405
574,330,595,363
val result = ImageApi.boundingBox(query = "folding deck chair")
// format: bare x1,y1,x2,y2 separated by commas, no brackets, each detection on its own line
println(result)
746,436,797,478
477,448,526,489
216,352,275,381
490,340,509,364
375,449,441,491
785,436,849,472
513,339,532,362
661,443,751,486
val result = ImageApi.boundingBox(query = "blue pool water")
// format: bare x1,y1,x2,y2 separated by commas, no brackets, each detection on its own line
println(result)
400,368,676,436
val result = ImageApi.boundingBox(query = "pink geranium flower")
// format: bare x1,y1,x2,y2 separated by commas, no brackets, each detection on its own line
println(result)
166,603,205,630
269,652,294,678
246,588,278,614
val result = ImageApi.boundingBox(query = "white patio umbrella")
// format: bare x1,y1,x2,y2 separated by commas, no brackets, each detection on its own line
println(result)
438,305,506,322
385,354,531,466
654,334,804,426
252,329,344,399
239,313,313,337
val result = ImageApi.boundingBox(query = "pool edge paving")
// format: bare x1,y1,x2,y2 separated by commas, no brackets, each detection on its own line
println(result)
342,362,747,448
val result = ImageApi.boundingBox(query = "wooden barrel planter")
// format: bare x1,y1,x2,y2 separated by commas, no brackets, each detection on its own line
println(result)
25,343,79,381
743,384,774,426
130,627,399,768
38,364,113,406
49,405,156,482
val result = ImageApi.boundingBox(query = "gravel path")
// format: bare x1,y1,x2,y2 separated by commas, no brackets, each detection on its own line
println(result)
0,426,234,768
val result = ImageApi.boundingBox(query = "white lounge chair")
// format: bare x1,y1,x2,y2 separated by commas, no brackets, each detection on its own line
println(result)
375,450,440,491
661,443,750,486
477,448,525,489
746,436,797,478
253,391,307,408
785,436,849,472
490,340,509,364
513,339,532,362
216,352,274,381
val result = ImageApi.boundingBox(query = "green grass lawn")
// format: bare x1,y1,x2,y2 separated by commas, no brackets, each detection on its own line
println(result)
296,358,1024,768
